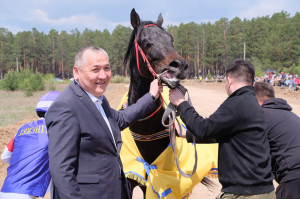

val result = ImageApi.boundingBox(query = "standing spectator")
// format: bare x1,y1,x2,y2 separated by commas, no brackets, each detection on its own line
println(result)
254,82,300,199
169,59,275,198
294,76,300,86
0,90,60,199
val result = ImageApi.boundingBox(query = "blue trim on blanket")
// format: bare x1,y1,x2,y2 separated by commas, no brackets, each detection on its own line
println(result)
136,157,160,199
161,188,172,198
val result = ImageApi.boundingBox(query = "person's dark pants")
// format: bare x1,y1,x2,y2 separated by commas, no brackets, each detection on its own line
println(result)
52,180,130,199
276,177,300,199
215,190,276,199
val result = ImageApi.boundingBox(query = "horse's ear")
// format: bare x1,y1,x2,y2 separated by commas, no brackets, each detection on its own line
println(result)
156,13,163,26
131,8,140,29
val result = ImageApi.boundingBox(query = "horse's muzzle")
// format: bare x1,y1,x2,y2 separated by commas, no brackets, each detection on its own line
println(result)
159,71,180,89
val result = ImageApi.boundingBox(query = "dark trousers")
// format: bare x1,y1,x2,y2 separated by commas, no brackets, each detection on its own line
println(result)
216,191,276,199
276,177,300,199
52,181,129,199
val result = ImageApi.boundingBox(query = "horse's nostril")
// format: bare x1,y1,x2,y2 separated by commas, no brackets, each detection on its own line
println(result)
169,60,182,68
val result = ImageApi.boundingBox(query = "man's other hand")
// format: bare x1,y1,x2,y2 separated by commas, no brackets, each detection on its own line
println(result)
169,88,185,106
149,79,163,99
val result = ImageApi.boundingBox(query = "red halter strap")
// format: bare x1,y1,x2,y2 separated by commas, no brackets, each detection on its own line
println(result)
134,24,158,78
134,24,164,120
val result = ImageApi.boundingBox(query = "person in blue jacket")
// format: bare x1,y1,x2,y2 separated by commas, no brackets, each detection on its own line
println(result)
0,90,60,199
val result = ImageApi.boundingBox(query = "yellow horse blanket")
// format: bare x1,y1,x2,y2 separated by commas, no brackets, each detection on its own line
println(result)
118,88,218,199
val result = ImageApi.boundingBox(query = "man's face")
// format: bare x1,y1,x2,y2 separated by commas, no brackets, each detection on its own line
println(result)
73,50,111,98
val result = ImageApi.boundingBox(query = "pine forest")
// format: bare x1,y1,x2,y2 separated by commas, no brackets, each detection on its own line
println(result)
0,11,299,79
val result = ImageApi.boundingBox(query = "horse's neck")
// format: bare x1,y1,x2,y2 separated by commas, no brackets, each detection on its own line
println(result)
128,80,166,135
128,79,151,104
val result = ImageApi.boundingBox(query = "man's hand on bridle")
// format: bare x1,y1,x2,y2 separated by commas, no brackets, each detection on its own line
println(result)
169,88,185,107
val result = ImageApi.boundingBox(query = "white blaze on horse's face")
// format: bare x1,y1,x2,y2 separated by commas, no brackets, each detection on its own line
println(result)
74,50,111,98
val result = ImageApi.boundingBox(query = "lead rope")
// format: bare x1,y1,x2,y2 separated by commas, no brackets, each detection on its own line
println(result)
161,84,198,178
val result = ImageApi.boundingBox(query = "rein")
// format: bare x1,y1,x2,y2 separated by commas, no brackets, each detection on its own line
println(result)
162,85,197,178
134,24,198,178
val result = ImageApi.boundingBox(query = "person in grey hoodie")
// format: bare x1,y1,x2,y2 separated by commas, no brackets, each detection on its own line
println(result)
254,82,300,199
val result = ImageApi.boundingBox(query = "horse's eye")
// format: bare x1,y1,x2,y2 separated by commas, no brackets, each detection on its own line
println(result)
145,43,152,49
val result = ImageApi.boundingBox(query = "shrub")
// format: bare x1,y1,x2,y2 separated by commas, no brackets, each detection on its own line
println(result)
48,81,56,91
18,69,45,92
110,75,130,83
30,72,45,91
1,70,19,91
0,68,45,93
24,87,33,97
44,73,55,81
207,72,212,80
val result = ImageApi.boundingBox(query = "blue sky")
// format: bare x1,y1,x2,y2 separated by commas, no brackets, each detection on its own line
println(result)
0,0,299,34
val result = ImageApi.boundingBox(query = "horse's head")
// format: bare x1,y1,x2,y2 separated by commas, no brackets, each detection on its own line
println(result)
126,9,188,88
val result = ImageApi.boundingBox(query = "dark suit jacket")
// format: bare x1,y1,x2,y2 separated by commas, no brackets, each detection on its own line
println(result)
46,81,156,199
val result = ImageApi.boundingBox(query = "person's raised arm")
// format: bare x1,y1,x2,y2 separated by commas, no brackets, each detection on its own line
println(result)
169,88,236,140
110,79,163,130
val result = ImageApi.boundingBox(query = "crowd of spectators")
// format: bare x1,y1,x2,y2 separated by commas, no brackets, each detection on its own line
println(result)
262,72,300,91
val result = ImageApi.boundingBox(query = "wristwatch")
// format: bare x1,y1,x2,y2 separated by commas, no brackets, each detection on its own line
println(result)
149,93,156,101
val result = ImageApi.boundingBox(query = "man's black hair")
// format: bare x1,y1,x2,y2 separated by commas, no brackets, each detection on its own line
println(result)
37,111,45,118
226,59,255,85
254,82,275,98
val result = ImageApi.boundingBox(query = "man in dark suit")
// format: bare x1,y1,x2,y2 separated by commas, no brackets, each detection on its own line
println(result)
46,46,162,199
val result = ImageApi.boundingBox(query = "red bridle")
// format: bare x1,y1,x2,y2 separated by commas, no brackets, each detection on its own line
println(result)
134,24,158,78
134,24,164,119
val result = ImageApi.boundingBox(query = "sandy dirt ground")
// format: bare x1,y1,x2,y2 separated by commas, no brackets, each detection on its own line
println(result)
1,82,299,198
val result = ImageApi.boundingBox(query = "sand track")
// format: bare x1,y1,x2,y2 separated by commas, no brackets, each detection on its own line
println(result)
1,82,297,198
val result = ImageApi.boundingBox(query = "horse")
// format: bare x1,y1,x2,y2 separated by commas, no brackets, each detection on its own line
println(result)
120,8,216,198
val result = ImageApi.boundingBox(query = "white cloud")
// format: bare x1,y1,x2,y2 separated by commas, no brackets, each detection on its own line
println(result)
25,9,129,32
237,0,293,20
2,25,24,34
32,9,97,27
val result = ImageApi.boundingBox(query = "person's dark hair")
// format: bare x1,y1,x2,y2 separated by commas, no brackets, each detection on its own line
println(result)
226,59,255,85
254,82,275,98
36,111,45,118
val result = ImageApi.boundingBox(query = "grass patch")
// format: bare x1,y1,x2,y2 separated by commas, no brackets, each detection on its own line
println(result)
0,84,69,128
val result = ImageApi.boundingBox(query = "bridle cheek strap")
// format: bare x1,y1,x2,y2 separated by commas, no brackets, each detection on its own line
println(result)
134,24,158,78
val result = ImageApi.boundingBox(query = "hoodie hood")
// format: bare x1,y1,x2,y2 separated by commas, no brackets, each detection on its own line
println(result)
262,98,292,111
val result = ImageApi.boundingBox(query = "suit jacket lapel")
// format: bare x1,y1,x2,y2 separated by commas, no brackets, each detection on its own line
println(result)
70,81,117,152
101,99,122,153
